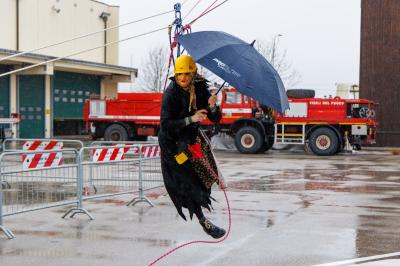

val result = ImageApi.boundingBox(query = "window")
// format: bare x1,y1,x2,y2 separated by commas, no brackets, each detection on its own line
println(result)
225,92,243,104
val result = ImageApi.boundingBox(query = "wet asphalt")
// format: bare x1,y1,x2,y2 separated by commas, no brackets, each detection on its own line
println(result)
1,148,400,266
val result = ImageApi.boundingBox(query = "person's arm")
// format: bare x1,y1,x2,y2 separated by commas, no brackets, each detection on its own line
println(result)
206,93,222,123
160,91,191,136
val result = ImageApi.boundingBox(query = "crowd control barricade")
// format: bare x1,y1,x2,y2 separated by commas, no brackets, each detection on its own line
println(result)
78,143,163,208
0,149,92,239
126,144,163,206
2,138,84,153
89,140,157,147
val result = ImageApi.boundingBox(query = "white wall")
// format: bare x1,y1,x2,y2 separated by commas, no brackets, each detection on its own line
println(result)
0,0,119,64
0,0,17,50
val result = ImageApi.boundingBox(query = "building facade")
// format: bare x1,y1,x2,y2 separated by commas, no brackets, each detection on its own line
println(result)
360,0,400,146
0,0,137,138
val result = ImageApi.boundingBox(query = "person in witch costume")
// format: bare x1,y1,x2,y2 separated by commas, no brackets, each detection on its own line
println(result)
158,55,226,239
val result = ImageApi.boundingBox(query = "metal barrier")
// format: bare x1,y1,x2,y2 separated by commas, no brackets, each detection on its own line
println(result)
2,138,84,153
78,143,163,208
0,142,163,239
127,144,163,206
89,140,157,147
0,149,92,239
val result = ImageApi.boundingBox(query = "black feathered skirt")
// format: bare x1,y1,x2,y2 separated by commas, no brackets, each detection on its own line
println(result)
160,131,220,221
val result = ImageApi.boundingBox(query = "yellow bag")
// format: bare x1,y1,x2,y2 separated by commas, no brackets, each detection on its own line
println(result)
175,152,189,165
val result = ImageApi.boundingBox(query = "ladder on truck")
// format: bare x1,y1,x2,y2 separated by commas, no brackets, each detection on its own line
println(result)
274,123,306,145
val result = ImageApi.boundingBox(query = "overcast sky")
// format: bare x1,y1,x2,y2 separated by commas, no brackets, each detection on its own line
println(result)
101,0,361,96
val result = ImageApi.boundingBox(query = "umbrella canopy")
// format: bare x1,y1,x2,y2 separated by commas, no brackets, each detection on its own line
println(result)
178,31,289,112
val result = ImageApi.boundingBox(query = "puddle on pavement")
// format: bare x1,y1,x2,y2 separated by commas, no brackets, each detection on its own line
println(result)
5,228,177,248
1,181,76,205
227,163,400,194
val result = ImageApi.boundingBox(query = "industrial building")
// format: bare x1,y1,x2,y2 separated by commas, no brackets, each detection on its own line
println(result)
0,0,137,138
360,0,400,146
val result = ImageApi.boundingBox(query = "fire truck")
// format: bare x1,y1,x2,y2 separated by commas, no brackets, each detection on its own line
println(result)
83,88,377,156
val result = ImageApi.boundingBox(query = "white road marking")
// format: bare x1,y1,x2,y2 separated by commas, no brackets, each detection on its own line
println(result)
314,252,400,266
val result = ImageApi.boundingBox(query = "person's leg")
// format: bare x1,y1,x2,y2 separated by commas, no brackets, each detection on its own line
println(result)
195,206,205,220
196,206,226,239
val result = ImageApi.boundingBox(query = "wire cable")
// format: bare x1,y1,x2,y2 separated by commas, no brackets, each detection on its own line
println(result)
0,9,174,63
186,0,229,27
182,0,202,21
0,26,168,78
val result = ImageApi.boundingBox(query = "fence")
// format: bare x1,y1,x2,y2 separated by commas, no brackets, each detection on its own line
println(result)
75,143,162,207
0,142,163,239
2,138,84,153
89,140,157,147
0,149,92,239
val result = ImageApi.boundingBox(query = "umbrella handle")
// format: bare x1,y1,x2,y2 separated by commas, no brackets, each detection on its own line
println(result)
215,81,227,95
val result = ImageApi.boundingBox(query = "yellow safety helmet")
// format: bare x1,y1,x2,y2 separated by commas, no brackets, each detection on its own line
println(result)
174,55,197,74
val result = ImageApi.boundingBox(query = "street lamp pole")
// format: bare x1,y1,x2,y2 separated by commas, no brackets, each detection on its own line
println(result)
271,34,283,67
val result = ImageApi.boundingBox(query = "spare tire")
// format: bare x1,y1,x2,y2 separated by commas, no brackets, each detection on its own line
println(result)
286,89,315,99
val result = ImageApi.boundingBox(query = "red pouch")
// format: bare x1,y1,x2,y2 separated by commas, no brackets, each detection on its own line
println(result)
187,143,204,159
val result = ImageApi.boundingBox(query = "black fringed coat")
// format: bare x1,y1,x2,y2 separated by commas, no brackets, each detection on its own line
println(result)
158,78,221,220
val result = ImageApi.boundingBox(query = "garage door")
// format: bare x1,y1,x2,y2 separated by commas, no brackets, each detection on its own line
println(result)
53,71,101,119
19,75,45,138
0,65,10,122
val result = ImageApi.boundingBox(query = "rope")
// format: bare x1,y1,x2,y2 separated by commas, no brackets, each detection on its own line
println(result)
147,153,231,266
182,0,203,21
0,26,168,78
162,48,174,92
0,10,174,63
185,0,227,27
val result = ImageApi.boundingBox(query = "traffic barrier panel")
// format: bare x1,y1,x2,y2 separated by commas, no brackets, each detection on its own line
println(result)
127,144,163,206
2,138,84,153
80,143,163,207
89,140,157,147
80,144,142,201
0,149,92,239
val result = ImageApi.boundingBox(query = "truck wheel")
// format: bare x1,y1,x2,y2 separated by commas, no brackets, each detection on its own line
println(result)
286,89,315,98
235,127,263,154
309,127,339,156
104,124,129,141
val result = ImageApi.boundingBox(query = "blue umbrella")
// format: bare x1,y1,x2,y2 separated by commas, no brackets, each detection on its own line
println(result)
178,31,289,112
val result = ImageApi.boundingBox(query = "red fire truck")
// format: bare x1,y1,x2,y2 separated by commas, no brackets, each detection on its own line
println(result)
83,89,378,156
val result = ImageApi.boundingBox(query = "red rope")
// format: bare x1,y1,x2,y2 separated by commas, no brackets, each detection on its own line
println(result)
185,0,229,29
147,158,231,265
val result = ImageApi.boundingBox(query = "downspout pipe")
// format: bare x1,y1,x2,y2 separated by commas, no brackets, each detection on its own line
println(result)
99,12,111,64
16,0,19,51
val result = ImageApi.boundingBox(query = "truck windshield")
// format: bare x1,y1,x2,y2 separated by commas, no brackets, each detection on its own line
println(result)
225,91,243,104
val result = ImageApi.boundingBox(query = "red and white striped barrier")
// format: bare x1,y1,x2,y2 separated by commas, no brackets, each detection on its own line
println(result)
22,141,63,169
92,146,131,162
134,145,160,158
92,145,160,162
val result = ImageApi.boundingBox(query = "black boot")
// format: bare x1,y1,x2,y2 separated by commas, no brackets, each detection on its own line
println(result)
199,217,226,239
